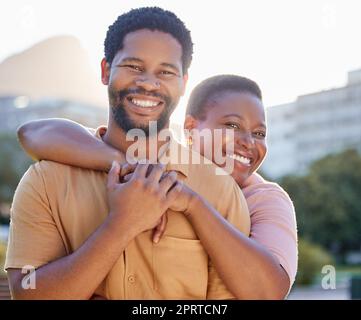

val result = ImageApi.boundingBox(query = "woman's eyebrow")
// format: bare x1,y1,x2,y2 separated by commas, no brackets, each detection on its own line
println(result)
221,114,246,122
222,114,267,128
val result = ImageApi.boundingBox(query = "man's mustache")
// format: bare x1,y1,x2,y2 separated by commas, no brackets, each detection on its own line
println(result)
117,88,170,105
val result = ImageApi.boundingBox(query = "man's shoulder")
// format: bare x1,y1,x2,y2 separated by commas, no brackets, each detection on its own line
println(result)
28,160,104,185
168,143,240,204
32,160,79,176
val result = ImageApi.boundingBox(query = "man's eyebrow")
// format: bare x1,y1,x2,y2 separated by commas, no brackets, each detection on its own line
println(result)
117,57,144,65
160,62,180,73
222,114,267,128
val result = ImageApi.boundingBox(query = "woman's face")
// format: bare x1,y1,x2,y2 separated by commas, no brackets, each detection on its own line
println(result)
185,91,267,186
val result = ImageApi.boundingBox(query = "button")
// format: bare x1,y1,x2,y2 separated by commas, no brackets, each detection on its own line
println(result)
128,275,135,283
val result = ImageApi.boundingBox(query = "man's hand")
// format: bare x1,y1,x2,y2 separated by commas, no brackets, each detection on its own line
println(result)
120,163,172,244
106,161,182,238
120,163,197,242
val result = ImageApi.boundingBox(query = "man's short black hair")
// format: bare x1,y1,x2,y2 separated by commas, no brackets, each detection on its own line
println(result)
186,75,263,120
104,7,193,74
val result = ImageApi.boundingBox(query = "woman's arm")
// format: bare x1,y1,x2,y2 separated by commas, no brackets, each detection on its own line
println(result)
17,118,124,171
181,188,290,300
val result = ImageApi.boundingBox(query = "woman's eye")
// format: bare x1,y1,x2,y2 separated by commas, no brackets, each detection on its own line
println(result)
254,131,266,138
225,123,240,129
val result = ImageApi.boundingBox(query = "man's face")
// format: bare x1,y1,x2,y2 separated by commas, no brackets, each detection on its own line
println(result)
102,29,187,136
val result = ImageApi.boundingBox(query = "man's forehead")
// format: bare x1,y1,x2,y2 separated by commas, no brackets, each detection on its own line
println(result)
122,30,182,56
112,30,183,70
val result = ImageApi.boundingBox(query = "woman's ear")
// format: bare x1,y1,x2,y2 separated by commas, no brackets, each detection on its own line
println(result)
184,114,199,131
101,58,110,85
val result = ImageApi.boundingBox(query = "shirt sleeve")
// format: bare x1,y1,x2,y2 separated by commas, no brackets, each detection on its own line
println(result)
5,163,67,270
206,180,250,299
249,188,298,289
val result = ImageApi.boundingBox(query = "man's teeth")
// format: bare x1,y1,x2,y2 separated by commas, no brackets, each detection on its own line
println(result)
131,99,159,108
227,154,251,165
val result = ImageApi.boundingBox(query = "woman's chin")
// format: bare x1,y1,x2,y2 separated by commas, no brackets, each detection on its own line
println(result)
232,172,250,188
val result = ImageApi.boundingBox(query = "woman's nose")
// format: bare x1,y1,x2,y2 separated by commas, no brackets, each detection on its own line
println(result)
236,132,255,149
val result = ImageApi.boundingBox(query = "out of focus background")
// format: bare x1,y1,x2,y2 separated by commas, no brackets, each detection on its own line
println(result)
1,0,361,300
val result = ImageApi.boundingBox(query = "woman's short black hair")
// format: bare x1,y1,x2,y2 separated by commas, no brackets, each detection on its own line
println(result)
186,74,263,120
104,7,193,74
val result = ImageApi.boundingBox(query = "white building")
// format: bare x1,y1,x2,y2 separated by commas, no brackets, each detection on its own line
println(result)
261,69,361,179
0,96,108,134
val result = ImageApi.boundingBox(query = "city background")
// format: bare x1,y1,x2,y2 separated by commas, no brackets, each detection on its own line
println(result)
1,0,361,300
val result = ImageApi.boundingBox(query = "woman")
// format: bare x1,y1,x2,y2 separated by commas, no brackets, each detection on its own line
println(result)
17,75,297,299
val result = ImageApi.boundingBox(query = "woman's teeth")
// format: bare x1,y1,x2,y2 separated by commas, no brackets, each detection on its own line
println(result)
227,153,251,165
131,99,160,108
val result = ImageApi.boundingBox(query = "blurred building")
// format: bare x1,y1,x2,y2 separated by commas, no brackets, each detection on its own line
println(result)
0,95,108,134
261,69,361,179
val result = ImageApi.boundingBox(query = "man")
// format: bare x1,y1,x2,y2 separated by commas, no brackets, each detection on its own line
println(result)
5,7,250,299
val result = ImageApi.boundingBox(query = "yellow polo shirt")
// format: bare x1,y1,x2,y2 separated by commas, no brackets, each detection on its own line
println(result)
5,128,250,299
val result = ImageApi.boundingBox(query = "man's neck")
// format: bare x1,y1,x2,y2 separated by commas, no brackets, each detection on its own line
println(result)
103,119,171,162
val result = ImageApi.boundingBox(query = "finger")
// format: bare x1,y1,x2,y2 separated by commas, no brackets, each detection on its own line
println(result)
133,162,150,179
159,171,178,193
107,161,120,189
147,163,167,183
153,214,168,244
120,162,137,178
123,172,134,182
166,181,183,204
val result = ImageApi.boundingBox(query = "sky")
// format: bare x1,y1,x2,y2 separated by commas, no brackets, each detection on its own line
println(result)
1,0,361,124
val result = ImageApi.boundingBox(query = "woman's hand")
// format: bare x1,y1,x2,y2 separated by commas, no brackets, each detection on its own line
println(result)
120,162,198,243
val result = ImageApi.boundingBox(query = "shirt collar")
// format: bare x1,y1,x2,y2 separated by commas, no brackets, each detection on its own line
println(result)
95,125,189,178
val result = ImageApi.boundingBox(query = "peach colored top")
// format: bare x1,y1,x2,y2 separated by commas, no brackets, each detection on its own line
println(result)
242,173,298,287
5,130,250,300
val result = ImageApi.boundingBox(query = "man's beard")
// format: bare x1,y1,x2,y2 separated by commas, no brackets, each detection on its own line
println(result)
109,87,176,137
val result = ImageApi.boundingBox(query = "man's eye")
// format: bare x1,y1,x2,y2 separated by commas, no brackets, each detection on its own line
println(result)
123,65,142,72
160,70,176,76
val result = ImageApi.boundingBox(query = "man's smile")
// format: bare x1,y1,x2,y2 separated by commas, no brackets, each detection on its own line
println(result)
125,94,165,116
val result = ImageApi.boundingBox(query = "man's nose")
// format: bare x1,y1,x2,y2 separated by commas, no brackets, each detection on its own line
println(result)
135,74,160,91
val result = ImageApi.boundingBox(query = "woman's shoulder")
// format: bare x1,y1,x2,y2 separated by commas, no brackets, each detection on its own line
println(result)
242,173,286,194
242,173,294,213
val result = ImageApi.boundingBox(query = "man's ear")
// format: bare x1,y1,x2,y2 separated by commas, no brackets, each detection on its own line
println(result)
184,114,199,131
181,73,188,96
101,58,110,85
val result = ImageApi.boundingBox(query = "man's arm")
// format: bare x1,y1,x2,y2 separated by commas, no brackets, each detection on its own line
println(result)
7,162,181,299
7,216,135,299
17,118,123,171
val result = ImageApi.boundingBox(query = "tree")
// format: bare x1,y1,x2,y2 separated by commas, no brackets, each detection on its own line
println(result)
0,133,33,222
280,149,361,260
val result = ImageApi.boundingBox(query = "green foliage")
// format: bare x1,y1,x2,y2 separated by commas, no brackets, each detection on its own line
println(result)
296,238,334,285
281,149,361,259
0,133,33,219
0,241,6,275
